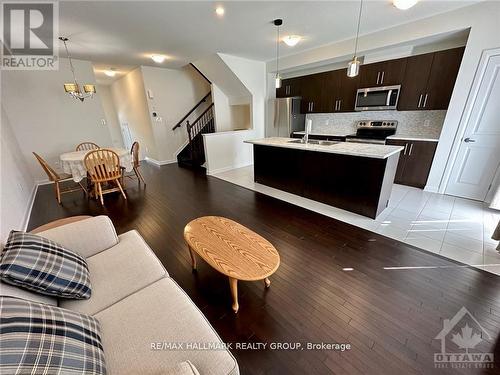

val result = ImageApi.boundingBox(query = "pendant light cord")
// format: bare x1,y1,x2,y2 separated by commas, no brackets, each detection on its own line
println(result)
62,39,78,85
353,0,363,57
276,24,280,76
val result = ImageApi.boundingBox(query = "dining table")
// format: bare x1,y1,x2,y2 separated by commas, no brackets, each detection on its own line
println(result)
60,147,133,182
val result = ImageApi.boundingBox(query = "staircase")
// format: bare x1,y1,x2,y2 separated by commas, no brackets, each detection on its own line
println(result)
174,99,215,169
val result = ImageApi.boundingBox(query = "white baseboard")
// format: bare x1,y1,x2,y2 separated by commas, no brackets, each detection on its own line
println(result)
424,185,439,193
145,157,177,166
22,183,39,231
206,162,252,176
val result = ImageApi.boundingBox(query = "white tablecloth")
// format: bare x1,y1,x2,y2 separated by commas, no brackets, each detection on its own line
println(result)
60,148,133,182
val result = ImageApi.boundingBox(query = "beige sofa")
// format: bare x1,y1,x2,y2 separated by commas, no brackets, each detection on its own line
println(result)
0,215,239,375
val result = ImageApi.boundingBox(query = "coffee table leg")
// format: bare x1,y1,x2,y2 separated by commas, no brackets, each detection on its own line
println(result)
264,277,271,288
188,245,197,270
229,277,239,313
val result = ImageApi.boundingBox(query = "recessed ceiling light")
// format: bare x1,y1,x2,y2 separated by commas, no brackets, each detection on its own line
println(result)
393,0,418,10
283,35,301,47
104,69,116,77
215,6,225,16
151,54,167,63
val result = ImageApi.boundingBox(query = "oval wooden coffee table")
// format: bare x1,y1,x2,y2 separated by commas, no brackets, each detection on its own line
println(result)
184,216,280,313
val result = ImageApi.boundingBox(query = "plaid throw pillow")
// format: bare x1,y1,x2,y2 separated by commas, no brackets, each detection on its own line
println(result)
0,231,91,299
0,296,106,374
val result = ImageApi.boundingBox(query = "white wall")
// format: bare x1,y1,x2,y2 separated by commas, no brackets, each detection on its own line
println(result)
202,54,267,174
1,58,112,182
97,84,124,148
140,65,210,162
110,67,157,160
1,105,36,241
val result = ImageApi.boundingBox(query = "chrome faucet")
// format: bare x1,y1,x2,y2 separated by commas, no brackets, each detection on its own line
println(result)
302,120,312,144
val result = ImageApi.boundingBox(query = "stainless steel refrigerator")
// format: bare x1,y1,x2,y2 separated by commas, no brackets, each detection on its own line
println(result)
266,97,305,138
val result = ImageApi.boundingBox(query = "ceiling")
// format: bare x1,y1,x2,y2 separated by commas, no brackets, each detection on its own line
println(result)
57,1,477,84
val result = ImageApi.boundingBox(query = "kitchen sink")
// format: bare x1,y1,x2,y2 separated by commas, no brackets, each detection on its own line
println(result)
288,139,339,146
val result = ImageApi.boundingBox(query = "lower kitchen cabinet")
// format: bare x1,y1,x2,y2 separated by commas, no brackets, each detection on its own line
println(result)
386,139,438,188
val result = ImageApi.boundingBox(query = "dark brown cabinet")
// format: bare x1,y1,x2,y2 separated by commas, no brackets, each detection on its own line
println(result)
321,70,359,113
300,72,326,113
276,77,303,98
359,58,407,87
398,47,464,111
424,47,465,110
386,139,438,188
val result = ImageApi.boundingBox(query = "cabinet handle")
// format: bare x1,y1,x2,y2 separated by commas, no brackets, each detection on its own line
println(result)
403,143,408,155
376,72,380,85
338,100,342,111
311,102,314,111
418,94,423,108
380,71,385,84
408,143,414,156
464,137,475,143
423,93,428,108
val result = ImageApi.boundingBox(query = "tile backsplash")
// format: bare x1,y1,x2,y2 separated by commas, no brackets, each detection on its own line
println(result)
307,110,446,138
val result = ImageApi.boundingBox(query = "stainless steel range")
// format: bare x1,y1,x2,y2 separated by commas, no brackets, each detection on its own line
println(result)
345,120,398,145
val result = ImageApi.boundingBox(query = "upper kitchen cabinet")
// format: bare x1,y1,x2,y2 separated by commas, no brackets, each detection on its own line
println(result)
276,76,303,98
300,72,326,113
321,70,359,113
358,58,407,87
397,53,434,110
424,47,465,110
398,47,464,110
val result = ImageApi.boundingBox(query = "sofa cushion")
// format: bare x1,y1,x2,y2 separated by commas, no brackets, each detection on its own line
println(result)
0,280,57,306
36,216,118,258
59,230,167,315
165,361,200,375
0,231,91,299
0,296,106,375
95,278,239,375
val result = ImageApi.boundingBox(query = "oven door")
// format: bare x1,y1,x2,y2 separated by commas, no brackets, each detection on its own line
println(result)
355,85,401,111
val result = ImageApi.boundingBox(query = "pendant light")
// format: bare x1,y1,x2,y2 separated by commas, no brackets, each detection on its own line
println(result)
273,19,283,89
347,0,364,78
59,37,96,102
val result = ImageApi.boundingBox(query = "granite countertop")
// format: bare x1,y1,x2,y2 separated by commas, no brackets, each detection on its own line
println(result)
245,137,403,159
386,134,439,142
293,131,352,137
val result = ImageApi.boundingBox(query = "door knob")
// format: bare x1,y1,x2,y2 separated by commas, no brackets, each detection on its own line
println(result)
464,137,475,143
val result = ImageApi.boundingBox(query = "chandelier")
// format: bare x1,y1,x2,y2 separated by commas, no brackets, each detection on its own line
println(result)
59,37,96,101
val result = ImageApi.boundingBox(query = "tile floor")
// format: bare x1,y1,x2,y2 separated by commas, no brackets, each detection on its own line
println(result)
213,165,500,276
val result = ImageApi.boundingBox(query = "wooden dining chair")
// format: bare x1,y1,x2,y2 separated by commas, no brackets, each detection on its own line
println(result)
76,142,99,151
33,152,87,204
84,149,127,205
126,141,146,185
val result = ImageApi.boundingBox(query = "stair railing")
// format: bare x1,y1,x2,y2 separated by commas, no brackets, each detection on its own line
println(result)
186,103,215,164
172,92,211,131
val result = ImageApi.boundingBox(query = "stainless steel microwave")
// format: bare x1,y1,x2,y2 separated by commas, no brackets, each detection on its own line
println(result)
354,85,401,111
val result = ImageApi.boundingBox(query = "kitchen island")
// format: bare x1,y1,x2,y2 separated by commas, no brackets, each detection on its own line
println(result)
245,137,404,218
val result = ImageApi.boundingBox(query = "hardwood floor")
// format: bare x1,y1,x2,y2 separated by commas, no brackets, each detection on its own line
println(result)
28,164,500,375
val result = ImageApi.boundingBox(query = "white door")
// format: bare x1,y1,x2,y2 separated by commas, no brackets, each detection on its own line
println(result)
446,50,500,201
120,123,133,150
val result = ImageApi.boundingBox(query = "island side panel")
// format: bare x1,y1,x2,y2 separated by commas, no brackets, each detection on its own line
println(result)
375,152,400,217
253,144,305,196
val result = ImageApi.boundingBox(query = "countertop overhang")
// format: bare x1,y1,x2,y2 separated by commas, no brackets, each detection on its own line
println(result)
245,137,403,159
